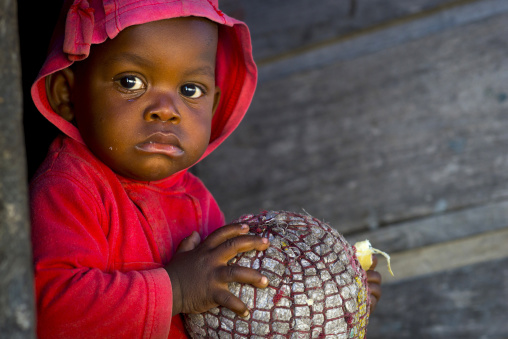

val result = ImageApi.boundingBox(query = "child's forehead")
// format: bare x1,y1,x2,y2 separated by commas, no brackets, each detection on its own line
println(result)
105,18,216,52
117,17,217,43
85,17,219,63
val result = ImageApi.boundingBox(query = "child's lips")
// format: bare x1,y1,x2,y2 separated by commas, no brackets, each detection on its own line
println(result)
136,133,184,157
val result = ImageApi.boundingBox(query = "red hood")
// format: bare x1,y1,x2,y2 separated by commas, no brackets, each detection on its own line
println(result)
31,0,257,171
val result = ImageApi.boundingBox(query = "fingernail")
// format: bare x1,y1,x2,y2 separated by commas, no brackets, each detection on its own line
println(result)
242,310,249,317
241,224,249,230
262,237,269,244
261,276,268,285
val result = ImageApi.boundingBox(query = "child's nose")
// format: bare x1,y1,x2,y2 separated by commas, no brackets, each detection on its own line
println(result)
143,96,181,124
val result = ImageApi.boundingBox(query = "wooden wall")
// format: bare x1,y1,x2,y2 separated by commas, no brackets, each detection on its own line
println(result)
196,0,508,337
1,0,36,337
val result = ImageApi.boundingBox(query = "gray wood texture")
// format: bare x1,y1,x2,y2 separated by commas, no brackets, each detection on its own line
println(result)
0,0,36,337
197,9,508,236
221,0,460,61
353,227,508,284
347,201,508,253
256,0,508,83
367,256,508,338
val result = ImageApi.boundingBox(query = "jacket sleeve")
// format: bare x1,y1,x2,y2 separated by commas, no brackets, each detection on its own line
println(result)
30,173,174,339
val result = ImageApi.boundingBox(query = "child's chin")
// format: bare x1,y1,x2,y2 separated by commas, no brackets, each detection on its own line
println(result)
113,166,177,182
118,159,187,182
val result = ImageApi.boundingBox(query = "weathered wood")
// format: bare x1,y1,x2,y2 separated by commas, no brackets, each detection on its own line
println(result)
367,256,508,339
361,227,508,283
256,0,508,83
197,10,508,234
0,0,36,337
220,0,461,61
346,200,508,253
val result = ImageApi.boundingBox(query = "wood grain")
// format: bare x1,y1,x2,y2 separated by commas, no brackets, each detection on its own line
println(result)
256,0,508,83
367,256,508,338
197,11,508,234
0,0,36,337
360,227,508,283
346,201,508,253
220,0,460,61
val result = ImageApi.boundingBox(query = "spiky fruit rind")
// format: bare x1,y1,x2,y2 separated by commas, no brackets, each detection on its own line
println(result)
184,211,370,339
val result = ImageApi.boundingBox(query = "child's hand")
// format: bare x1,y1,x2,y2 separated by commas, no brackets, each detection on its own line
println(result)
366,255,382,313
165,224,270,317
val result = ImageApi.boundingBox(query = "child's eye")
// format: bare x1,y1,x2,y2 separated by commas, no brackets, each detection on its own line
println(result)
180,84,204,99
117,75,145,90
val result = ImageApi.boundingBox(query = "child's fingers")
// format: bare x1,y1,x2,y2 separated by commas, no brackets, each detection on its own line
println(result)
367,277,382,298
368,283,381,313
203,223,269,260
215,235,269,262
366,269,382,285
217,265,269,288
369,294,379,313
204,223,250,249
369,254,378,270
366,269,382,313
213,289,250,317
175,231,201,253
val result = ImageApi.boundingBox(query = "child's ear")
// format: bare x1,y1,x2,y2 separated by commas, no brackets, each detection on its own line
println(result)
46,68,75,122
212,86,221,117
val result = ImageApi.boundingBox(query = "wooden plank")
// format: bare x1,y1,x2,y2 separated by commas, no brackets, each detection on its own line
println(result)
366,256,508,338
346,201,508,253
256,0,508,83
196,11,508,234
220,0,461,61
0,0,36,337
366,227,508,283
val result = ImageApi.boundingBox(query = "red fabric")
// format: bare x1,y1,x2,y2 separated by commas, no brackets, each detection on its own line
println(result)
63,0,95,61
31,136,225,338
30,1,257,337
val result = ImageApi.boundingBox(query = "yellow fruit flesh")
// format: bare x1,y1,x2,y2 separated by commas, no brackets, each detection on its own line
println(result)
354,240,394,276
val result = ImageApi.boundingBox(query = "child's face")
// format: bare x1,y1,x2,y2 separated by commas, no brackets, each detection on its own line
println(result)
69,17,220,181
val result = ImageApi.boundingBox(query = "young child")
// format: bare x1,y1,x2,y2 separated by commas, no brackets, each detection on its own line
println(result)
29,0,381,338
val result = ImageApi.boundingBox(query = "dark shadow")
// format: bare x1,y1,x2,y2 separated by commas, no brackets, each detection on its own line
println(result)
18,1,62,180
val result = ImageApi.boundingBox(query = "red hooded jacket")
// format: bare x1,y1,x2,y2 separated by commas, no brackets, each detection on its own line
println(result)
29,1,257,338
